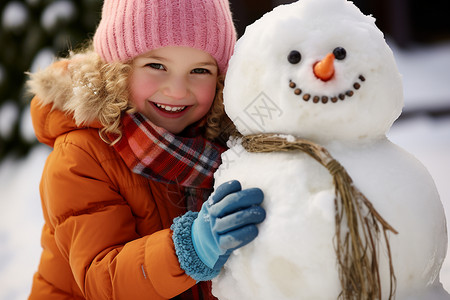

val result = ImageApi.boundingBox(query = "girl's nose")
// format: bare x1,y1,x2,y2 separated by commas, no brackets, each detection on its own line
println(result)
163,76,189,100
313,53,335,82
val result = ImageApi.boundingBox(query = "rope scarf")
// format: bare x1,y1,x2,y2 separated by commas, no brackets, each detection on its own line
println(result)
111,112,225,210
241,133,397,300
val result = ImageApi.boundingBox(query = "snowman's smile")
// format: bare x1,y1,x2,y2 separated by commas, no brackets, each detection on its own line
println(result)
288,75,366,104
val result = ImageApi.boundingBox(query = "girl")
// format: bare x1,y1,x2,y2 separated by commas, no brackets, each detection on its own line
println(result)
27,0,265,299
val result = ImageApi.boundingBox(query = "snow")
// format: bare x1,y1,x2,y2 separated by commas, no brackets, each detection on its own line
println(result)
19,106,37,143
41,0,77,32
0,0,449,299
388,116,450,290
30,48,56,73
213,118,450,299
0,101,20,139
0,145,50,300
1,1,28,31
392,42,450,112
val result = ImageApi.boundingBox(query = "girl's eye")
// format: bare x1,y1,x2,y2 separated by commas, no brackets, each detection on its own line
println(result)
146,63,165,70
191,68,211,74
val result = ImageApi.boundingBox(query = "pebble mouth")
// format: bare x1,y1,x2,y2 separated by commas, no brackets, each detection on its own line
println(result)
289,75,365,104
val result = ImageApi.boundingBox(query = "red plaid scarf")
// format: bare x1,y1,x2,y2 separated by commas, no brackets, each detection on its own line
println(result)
110,112,226,210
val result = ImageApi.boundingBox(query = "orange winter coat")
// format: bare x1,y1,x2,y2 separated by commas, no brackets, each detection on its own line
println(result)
28,59,215,300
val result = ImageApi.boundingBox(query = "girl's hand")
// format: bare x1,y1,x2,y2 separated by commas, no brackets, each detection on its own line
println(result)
191,180,266,270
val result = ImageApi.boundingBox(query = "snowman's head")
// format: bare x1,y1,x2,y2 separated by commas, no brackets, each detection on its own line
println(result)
224,0,403,142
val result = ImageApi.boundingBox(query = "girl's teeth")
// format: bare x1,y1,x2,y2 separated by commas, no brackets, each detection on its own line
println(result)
156,103,186,112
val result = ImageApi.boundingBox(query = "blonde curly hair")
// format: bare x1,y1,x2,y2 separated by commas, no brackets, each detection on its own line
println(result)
65,45,235,146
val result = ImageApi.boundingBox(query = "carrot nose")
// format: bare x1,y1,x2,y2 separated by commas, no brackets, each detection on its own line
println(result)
313,53,335,81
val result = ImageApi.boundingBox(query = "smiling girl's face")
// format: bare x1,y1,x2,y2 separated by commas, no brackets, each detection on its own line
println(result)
128,46,218,134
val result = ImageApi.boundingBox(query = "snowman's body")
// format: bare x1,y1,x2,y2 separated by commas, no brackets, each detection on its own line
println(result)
213,139,447,299
211,0,449,299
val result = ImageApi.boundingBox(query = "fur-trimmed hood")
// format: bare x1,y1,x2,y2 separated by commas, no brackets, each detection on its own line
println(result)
28,51,131,146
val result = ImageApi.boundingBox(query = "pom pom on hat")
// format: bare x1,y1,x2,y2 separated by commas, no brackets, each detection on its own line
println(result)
93,0,236,74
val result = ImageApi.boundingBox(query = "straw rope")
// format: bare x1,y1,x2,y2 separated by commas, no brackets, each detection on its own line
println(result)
241,134,397,300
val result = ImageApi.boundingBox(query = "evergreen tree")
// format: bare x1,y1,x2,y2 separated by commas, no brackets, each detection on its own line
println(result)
0,0,102,161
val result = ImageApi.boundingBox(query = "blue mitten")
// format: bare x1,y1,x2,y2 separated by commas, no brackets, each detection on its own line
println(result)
192,180,265,269
171,180,265,281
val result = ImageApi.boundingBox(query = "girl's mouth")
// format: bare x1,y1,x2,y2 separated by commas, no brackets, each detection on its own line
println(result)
152,102,191,118
155,103,187,113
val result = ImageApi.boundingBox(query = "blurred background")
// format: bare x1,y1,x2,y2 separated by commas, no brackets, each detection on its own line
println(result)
0,0,449,299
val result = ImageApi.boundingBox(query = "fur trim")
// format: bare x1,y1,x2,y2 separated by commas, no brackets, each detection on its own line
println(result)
27,50,131,140
27,59,74,112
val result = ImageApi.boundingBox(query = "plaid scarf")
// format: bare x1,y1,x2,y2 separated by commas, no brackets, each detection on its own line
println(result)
111,112,225,211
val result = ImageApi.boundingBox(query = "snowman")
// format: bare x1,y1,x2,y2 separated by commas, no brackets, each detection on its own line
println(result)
211,0,449,299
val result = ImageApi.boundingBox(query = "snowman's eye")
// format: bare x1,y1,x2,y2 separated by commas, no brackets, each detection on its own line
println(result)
287,50,302,64
333,47,347,60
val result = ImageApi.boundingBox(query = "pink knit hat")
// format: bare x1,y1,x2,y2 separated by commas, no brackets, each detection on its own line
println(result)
93,0,236,74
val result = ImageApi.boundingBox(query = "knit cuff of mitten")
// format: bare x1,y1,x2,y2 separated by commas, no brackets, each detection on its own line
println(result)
171,211,220,282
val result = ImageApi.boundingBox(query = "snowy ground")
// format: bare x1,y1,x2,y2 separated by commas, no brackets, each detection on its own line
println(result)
0,41,449,299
